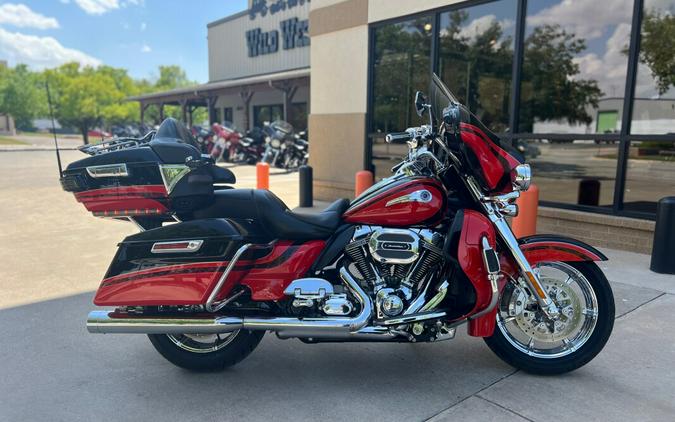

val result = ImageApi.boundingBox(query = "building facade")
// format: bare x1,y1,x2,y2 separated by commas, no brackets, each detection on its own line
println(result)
128,0,311,133
309,0,674,253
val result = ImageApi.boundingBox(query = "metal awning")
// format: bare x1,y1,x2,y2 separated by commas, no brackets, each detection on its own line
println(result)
126,68,310,104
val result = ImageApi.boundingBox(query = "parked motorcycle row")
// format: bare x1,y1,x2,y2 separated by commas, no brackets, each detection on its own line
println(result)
191,120,309,170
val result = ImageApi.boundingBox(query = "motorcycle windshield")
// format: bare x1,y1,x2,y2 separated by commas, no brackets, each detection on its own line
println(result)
270,120,294,135
429,73,459,124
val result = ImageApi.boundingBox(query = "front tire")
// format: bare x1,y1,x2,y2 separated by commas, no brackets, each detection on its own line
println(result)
148,330,265,371
485,261,614,375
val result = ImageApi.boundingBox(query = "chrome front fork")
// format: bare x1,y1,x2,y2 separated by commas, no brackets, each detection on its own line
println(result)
463,177,559,318
487,207,560,318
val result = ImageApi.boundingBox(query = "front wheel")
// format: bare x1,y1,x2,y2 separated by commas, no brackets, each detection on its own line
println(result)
148,330,265,371
485,261,614,375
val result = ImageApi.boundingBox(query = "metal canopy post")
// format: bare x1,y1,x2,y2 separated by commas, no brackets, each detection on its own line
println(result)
240,89,255,130
269,80,298,122
139,103,148,126
158,102,165,122
207,96,218,125
179,99,189,125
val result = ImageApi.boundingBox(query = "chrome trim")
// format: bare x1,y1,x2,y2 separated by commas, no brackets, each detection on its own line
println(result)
86,311,244,334
385,189,433,207
205,244,251,312
127,217,145,232
419,280,449,312
86,163,128,178
283,278,334,300
513,164,531,191
151,240,203,254
368,228,420,264
87,268,373,337
378,311,446,326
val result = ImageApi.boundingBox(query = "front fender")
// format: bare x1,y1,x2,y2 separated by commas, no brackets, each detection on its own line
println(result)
518,234,607,264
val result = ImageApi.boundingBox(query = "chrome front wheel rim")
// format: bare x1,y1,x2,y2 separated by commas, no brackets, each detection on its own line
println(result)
166,331,240,354
497,262,599,359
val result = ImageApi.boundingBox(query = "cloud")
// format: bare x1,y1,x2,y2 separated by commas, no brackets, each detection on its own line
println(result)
0,3,60,29
0,27,101,69
73,0,120,15
140,44,151,53
140,22,146,31
528,0,632,40
457,15,514,43
573,23,631,97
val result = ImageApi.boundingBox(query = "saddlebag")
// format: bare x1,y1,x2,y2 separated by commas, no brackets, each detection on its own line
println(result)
94,218,270,306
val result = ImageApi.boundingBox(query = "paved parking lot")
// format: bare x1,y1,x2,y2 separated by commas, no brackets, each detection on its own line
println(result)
1,150,674,421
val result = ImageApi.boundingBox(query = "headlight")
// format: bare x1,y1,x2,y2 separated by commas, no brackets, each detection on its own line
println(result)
513,164,531,191
271,139,281,148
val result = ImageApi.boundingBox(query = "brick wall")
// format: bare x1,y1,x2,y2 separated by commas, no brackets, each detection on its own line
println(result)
537,207,655,254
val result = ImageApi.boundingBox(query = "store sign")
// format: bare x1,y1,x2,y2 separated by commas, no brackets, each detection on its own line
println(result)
249,0,311,20
245,17,310,57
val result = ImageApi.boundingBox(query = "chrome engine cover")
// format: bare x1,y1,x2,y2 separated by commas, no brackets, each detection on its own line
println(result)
367,228,420,264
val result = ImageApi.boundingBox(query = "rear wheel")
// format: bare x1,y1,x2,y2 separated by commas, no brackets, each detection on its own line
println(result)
484,261,614,375
148,330,265,371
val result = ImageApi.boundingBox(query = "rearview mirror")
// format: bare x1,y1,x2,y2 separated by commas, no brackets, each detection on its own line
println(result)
414,91,428,117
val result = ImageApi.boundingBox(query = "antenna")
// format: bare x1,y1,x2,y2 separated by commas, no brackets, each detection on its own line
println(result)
45,80,63,176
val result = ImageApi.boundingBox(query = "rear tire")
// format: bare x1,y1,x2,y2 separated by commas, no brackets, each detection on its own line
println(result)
484,262,614,375
148,330,265,371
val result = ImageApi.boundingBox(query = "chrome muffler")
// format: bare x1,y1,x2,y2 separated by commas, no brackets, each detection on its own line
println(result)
87,267,373,338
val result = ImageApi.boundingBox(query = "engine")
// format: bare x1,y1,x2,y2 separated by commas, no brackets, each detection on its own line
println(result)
345,226,445,319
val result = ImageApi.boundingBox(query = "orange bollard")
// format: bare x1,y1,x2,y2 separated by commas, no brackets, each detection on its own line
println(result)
511,183,539,238
256,162,269,190
355,170,374,197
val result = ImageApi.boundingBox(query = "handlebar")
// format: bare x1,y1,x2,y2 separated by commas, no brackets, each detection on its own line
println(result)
385,131,413,144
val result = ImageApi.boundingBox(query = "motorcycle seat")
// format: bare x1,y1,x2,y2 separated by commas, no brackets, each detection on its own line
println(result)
191,189,349,240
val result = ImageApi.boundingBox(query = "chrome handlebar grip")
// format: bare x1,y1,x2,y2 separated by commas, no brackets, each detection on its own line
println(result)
385,131,413,144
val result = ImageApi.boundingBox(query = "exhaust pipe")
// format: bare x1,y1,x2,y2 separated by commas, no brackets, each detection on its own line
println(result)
87,267,372,337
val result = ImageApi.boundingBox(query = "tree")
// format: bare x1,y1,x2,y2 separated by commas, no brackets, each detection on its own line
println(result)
45,63,130,144
638,11,675,95
0,64,46,130
519,24,603,132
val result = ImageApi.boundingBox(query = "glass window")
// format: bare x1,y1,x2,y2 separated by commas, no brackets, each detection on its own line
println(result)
523,138,618,208
631,0,675,134
519,0,632,134
623,140,675,214
438,0,517,133
223,107,233,123
370,16,433,180
253,104,283,128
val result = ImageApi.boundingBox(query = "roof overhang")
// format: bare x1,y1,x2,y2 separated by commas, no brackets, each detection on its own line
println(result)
126,68,310,105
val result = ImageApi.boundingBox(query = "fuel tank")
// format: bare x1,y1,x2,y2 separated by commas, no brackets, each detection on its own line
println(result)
343,176,446,227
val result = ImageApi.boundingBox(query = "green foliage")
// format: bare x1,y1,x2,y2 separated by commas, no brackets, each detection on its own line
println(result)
0,62,200,144
519,24,603,132
639,11,675,95
0,64,47,130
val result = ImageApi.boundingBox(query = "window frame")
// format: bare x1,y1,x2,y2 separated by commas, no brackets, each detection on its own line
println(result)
365,0,675,220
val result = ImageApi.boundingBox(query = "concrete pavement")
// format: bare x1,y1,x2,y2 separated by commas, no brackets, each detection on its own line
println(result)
1,150,673,422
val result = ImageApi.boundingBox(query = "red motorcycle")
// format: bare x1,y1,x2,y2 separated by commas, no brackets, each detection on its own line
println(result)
61,75,613,374
210,122,243,162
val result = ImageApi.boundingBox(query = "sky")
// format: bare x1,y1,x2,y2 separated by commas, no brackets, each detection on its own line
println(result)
0,0,248,83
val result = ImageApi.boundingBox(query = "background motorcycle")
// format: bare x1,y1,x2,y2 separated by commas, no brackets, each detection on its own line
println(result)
61,74,614,375
261,120,308,170
210,122,243,162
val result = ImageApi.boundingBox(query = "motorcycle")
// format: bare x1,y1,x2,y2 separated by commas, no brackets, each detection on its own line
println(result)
233,126,267,165
260,120,308,170
191,125,215,155
60,74,614,375
210,122,243,162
